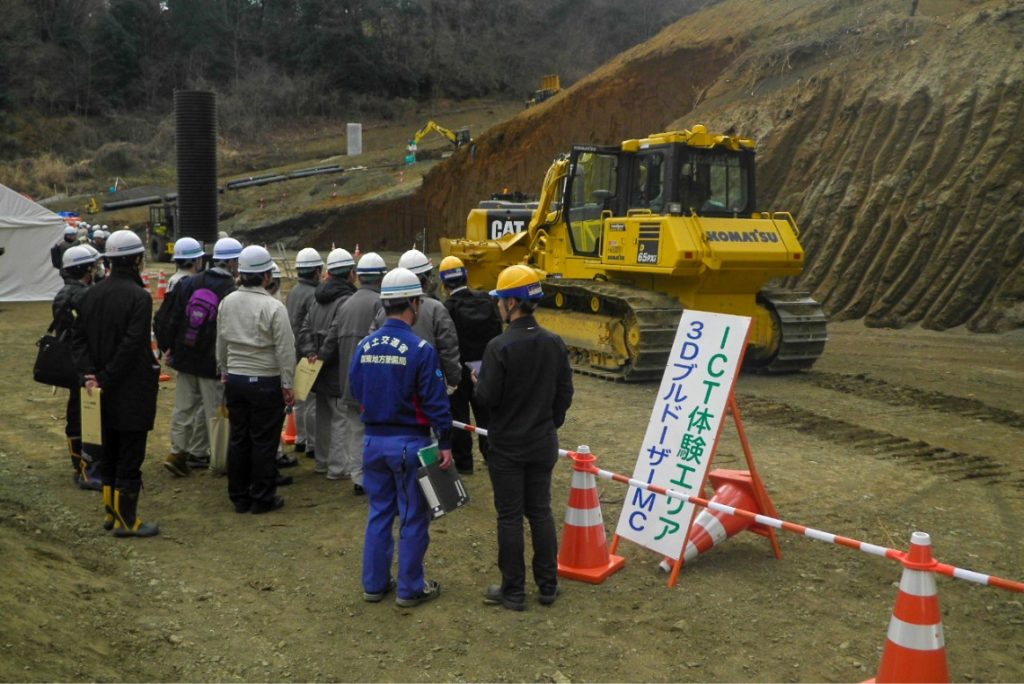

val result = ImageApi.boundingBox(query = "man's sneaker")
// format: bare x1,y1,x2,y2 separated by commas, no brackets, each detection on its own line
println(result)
483,585,526,611
162,453,190,477
251,496,285,514
395,580,441,607
294,442,306,454
186,454,210,469
363,578,397,603
276,454,299,468
538,586,561,606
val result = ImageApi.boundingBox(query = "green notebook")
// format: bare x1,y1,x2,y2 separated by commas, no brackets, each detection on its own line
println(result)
418,443,440,466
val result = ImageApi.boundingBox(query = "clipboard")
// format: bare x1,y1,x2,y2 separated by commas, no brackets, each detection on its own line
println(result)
81,388,102,445
464,360,482,375
293,358,323,402
416,443,469,520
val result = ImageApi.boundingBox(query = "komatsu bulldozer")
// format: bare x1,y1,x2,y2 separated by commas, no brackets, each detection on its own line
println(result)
440,125,827,381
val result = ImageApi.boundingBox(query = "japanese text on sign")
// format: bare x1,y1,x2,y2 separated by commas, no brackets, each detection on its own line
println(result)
614,310,750,559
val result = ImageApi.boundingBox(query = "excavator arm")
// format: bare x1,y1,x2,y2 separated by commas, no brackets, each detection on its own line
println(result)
414,121,472,147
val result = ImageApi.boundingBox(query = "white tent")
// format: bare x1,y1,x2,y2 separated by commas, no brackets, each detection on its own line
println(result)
0,183,66,302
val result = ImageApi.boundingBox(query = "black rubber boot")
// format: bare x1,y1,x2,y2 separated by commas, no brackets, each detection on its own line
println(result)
112,484,160,538
102,484,115,531
77,457,102,492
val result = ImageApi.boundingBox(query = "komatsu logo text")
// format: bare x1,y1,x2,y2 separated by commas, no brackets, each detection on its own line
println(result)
706,230,779,243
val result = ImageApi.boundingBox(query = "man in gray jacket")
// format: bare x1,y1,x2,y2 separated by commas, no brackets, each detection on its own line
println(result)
333,252,387,495
285,247,322,459
298,248,356,480
377,249,462,390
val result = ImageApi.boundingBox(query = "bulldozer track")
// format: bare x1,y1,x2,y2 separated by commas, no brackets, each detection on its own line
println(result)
802,371,1024,429
540,281,828,381
752,289,829,373
735,394,1024,495
541,279,682,383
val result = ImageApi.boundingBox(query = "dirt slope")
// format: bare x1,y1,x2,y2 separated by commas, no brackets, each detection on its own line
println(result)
362,0,1023,332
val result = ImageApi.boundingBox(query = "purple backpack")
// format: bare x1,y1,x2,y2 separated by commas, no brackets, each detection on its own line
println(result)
183,288,221,348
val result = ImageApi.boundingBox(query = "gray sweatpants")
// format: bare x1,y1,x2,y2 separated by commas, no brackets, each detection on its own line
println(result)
314,393,347,479
340,402,365,486
295,392,316,451
170,372,224,456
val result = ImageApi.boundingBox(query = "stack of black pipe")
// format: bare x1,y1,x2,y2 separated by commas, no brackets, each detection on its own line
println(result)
174,91,218,244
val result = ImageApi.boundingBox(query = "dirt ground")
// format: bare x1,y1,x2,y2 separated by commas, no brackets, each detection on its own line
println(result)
1,289,1022,683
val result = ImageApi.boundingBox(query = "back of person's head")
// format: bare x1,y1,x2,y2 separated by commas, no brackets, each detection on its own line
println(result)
380,267,423,315
438,255,468,288
326,248,355,279
173,237,205,268
238,245,274,286
295,247,324,278
212,237,243,269
356,252,387,285
62,245,98,279
104,230,145,272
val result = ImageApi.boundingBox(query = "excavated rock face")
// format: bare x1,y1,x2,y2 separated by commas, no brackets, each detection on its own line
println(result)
352,0,1024,332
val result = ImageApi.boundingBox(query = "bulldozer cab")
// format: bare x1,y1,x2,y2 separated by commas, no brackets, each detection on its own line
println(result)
561,138,758,262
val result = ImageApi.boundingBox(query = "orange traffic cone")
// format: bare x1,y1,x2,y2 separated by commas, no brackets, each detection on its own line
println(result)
660,470,762,571
868,532,950,683
281,409,297,445
353,243,361,260
141,271,151,293
156,271,167,300
557,446,625,584
151,333,170,382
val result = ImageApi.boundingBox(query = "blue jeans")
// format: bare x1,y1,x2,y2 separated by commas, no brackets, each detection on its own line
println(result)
362,434,432,600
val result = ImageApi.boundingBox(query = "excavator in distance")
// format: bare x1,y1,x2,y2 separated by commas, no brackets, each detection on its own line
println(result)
440,125,828,381
414,121,472,148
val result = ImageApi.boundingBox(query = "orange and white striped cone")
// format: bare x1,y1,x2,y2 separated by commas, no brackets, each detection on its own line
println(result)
659,469,761,571
281,408,297,445
156,271,167,300
353,243,361,260
141,271,151,293
557,446,625,584
151,333,170,382
868,532,950,683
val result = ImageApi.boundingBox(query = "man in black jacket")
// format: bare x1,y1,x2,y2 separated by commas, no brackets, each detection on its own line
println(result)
438,256,502,474
474,265,574,610
53,245,102,491
71,230,160,537
160,236,241,476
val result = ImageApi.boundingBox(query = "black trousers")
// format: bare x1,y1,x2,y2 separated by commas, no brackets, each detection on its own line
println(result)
98,425,147,489
65,386,80,438
450,366,490,471
225,380,284,507
487,434,559,600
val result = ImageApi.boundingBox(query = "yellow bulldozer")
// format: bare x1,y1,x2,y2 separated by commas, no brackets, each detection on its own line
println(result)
440,125,827,381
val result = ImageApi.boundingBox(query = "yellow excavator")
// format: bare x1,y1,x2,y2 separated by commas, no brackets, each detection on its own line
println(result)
414,121,472,148
440,125,827,381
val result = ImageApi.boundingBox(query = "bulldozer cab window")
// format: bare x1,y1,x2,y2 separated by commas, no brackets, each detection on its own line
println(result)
567,151,618,257
679,151,751,215
629,152,666,213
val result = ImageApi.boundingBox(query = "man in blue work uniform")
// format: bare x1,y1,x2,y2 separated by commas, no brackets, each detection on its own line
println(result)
349,267,454,608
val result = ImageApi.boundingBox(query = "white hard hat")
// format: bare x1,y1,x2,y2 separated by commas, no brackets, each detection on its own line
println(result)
238,245,274,274
327,248,355,271
398,249,432,275
271,261,281,277
212,237,243,261
295,247,324,269
92,229,109,240
62,245,99,269
82,244,101,258
105,229,145,257
380,267,424,301
64,225,78,236
356,252,387,275
173,237,205,260
101,224,108,230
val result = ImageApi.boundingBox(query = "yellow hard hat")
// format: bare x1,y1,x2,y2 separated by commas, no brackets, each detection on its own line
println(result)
490,264,543,300
439,256,467,284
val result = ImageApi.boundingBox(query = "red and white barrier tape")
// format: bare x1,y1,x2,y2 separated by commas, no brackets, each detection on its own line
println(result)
452,420,1024,593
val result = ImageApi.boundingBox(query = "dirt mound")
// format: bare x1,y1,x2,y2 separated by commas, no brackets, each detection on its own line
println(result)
379,0,1023,332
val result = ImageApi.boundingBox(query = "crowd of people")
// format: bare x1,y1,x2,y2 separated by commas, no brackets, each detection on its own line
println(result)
48,227,574,608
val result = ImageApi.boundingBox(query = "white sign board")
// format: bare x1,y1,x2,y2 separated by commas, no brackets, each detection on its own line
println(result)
347,123,363,156
614,310,751,559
